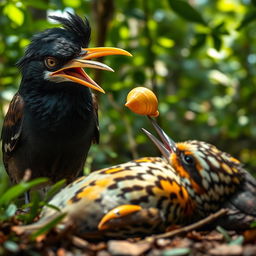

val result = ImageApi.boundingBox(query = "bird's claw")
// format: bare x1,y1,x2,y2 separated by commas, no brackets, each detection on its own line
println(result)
98,205,142,230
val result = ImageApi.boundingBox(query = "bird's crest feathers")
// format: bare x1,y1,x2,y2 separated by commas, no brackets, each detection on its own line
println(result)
17,12,91,69
49,12,91,48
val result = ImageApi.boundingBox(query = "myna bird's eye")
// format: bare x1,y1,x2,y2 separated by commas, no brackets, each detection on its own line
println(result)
44,57,59,69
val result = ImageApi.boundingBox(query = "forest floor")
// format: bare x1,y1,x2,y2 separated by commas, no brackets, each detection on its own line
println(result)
1,209,256,256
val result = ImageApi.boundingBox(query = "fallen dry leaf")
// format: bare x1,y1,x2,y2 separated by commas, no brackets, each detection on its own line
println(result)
108,240,151,256
209,244,243,256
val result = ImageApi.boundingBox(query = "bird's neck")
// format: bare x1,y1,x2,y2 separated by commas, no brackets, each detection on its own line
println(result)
19,81,94,129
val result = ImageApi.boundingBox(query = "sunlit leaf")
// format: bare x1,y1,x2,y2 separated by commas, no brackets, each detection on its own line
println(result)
158,37,175,48
168,0,207,25
63,0,81,8
3,4,24,26
119,26,129,39
19,38,30,48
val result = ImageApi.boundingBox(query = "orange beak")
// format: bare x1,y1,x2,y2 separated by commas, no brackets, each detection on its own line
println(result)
50,47,132,93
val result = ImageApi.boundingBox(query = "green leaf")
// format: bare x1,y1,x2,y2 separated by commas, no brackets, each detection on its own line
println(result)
5,204,17,217
43,203,61,213
212,34,222,51
23,0,49,10
0,174,9,197
237,10,256,30
158,37,175,48
251,221,256,228
213,22,229,35
229,235,244,245
3,241,19,253
191,33,207,50
3,4,24,26
44,179,66,202
23,191,41,224
0,178,48,206
168,0,207,25
30,213,66,240
217,226,231,242
163,248,191,256
63,0,81,8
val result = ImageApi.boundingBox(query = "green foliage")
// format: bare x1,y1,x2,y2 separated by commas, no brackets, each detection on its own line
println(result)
162,247,191,256
237,9,256,29
168,0,207,25
217,226,244,245
0,177,48,221
0,178,48,207
0,0,255,178
30,212,66,240
216,225,232,243
44,179,66,202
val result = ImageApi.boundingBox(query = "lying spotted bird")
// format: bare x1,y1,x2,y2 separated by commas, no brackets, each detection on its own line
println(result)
1,13,131,196
14,118,256,239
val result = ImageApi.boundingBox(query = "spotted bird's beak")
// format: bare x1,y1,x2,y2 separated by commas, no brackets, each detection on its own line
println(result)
142,117,177,161
50,47,132,93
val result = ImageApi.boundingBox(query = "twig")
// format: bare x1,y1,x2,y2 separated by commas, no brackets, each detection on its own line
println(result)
142,208,228,242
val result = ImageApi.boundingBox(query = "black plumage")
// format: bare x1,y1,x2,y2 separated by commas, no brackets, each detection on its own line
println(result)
1,13,131,186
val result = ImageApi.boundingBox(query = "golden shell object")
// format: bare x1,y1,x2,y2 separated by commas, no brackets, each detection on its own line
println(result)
125,87,159,117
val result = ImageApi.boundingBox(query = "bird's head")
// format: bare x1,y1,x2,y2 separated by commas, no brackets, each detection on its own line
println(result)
17,12,131,93
142,118,244,211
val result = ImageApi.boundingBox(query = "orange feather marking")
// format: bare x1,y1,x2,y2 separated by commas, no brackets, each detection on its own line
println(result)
105,167,123,174
68,179,111,204
135,157,154,163
230,157,240,164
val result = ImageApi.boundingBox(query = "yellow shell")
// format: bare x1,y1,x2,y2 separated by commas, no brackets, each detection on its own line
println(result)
125,87,159,117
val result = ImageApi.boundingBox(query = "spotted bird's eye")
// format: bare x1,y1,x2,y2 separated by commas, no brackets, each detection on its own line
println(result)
181,154,195,166
44,57,58,70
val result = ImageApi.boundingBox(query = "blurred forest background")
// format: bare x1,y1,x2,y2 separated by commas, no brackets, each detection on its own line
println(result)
0,0,256,180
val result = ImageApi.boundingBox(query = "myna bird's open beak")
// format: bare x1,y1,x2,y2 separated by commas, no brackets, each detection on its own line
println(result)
142,128,171,161
142,118,177,161
50,47,132,93
147,117,177,153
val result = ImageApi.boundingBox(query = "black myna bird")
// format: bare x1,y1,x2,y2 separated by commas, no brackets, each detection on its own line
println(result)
1,13,131,190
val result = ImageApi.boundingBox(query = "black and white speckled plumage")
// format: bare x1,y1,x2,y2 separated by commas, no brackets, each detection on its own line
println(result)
16,140,255,239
